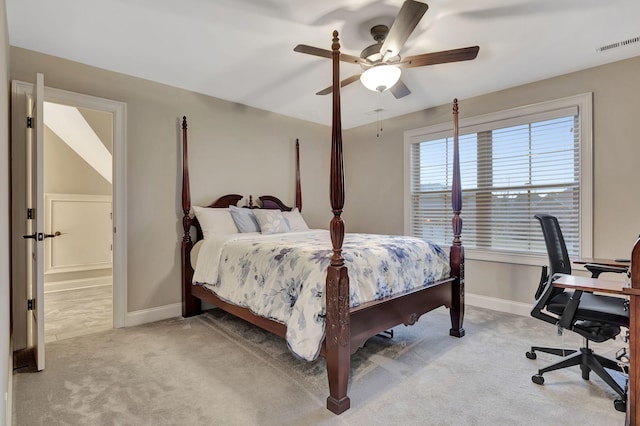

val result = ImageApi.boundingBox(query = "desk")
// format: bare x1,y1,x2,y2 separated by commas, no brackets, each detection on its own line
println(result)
553,264,640,425
573,257,631,268
552,274,631,295
572,257,630,279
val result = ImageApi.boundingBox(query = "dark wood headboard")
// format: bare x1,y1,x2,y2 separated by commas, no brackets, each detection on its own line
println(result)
189,193,294,241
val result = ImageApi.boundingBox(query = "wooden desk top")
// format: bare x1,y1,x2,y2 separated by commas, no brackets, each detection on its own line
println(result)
553,273,640,296
573,257,631,268
552,273,627,295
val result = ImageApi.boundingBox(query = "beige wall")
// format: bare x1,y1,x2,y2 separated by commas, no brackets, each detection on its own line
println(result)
344,56,640,305
0,0,10,422
10,47,332,344
44,125,112,195
79,107,113,153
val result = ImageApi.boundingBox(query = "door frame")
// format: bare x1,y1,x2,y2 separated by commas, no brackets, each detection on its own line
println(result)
11,81,127,332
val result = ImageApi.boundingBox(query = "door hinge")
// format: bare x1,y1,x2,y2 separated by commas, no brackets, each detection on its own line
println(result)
26,116,33,128
27,299,35,311
27,208,33,220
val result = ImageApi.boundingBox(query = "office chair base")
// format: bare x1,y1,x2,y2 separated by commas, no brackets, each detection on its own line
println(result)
528,346,627,409
532,374,544,385
527,346,577,359
531,376,626,412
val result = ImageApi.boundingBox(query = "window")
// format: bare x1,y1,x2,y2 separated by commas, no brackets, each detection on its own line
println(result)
404,94,593,264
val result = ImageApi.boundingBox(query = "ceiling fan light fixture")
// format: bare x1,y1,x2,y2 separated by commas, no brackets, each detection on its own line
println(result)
360,65,401,93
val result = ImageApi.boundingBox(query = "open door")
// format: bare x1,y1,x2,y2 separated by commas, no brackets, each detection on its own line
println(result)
23,73,45,370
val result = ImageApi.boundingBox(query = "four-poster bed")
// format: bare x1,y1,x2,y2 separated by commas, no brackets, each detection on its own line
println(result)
180,31,465,414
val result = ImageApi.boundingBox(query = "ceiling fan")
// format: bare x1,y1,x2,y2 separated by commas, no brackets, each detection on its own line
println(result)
294,0,480,99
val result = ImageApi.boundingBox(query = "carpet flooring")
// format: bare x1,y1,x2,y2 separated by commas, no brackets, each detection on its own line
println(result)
12,305,626,425
44,285,112,343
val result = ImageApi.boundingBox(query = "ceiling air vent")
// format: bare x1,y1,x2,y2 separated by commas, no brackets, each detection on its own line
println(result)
596,36,640,52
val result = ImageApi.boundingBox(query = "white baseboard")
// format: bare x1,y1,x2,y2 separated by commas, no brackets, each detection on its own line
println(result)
466,292,532,317
44,276,112,293
125,303,182,327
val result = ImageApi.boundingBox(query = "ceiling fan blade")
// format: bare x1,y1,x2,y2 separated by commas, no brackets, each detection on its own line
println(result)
380,0,429,59
316,74,362,95
399,46,480,68
390,79,411,99
294,44,331,58
294,44,369,65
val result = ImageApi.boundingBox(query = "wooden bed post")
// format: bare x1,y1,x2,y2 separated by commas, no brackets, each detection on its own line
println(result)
449,99,465,337
325,30,351,415
295,138,302,212
181,116,201,317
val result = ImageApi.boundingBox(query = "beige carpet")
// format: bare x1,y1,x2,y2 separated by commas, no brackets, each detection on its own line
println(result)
44,285,112,343
12,306,626,425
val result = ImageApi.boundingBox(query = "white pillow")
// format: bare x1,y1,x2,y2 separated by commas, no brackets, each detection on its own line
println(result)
282,208,309,232
253,209,290,234
192,206,239,238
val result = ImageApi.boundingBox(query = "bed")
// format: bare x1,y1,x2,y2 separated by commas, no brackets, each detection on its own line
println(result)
179,31,465,415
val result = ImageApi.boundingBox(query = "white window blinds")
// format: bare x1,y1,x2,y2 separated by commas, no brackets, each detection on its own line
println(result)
409,105,582,258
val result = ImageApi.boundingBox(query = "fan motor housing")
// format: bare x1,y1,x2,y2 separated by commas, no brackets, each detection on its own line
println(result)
360,24,389,63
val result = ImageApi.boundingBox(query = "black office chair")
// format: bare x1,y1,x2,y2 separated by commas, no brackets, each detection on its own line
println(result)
527,214,629,412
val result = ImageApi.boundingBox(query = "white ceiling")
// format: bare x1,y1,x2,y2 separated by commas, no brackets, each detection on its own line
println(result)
7,0,640,129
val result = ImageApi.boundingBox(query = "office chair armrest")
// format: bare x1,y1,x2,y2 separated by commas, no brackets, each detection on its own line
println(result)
558,289,583,330
549,274,585,330
584,263,628,278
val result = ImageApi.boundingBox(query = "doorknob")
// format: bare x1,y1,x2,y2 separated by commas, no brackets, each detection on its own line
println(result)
22,232,43,241
23,231,62,240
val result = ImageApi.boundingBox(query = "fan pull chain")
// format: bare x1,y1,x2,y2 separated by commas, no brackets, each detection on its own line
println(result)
373,106,384,139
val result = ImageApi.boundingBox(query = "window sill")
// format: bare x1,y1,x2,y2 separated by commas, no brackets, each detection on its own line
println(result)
464,248,547,266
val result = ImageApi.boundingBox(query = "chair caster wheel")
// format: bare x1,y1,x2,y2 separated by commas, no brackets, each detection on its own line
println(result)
526,351,537,360
614,399,626,412
532,374,544,385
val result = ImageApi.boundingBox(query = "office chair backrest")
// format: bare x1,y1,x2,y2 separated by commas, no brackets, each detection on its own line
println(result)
531,214,572,321
535,214,572,276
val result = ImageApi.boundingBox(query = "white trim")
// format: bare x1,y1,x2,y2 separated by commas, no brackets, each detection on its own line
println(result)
578,93,594,258
44,277,111,293
404,93,593,263
12,81,128,329
465,249,547,267
466,292,532,317
125,303,182,327
44,193,112,274
403,135,411,236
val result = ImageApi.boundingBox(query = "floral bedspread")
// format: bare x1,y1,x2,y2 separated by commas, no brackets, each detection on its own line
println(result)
192,230,450,361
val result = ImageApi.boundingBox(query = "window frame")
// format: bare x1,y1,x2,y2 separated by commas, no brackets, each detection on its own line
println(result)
403,93,593,266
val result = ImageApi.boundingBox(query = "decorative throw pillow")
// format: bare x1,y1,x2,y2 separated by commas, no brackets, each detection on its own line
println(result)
253,209,290,234
229,205,261,233
282,208,310,232
192,206,238,238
